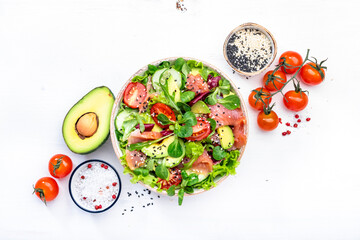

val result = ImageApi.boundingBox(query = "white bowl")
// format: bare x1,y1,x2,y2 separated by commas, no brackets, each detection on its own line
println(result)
110,57,249,196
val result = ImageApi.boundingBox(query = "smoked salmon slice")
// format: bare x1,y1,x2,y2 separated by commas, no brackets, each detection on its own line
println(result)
128,129,162,145
190,150,213,175
125,149,147,170
209,103,247,148
185,74,209,94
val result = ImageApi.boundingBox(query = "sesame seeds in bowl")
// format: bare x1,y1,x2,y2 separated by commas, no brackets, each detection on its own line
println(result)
223,23,277,77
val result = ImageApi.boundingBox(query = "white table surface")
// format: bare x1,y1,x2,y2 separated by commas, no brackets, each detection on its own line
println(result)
1,0,360,239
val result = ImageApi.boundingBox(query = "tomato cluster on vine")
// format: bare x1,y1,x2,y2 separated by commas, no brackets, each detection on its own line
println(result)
248,50,327,131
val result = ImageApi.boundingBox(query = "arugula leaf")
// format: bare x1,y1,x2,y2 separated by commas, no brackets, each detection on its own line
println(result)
181,62,191,77
178,188,185,206
168,137,184,158
157,113,174,126
155,161,169,180
122,119,138,142
166,185,176,196
174,58,185,72
218,95,241,110
205,88,219,105
213,146,227,160
180,91,195,103
127,134,173,151
159,79,180,112
132,113,145,132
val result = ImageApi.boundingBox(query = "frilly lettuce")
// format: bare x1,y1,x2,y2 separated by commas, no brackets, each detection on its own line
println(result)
121,155,161,188
193,150,240,190
183,142,205,169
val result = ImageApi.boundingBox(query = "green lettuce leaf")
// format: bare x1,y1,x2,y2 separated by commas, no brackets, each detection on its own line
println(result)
193,150,240,190
183,142,204,169
121,155,160,188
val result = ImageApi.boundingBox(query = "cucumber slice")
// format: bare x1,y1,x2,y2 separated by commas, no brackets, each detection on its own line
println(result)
115,109,136,131
167,69,182,89
153,68,182,92
152,68,167,92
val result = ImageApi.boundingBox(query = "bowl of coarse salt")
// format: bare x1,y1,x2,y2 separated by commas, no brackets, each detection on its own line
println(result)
223,22,277,77
69,160,121,213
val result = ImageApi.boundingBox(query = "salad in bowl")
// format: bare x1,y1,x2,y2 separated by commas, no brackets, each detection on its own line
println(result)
110,58,248,205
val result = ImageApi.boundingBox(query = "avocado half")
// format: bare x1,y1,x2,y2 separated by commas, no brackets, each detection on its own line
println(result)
62,86,115,154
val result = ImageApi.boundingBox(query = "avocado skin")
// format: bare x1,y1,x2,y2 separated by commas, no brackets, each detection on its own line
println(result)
62,86,115,154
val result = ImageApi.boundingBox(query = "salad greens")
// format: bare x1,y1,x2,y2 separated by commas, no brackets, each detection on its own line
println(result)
116,58,247,205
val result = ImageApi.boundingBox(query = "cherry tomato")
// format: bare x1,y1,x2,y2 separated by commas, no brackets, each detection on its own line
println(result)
300,63,325,85
185,117,211,141
257,110,279,131
49,154,73,178
279,51,303,74
157,168,182,189
123,82,147,109
33,177,59,204
263,70,287,91
248,87,272,111
150,103,176,128
283,90,308,111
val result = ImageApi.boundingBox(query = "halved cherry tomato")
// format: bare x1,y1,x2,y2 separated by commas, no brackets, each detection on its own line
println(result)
300,63,325,85
33,177,59,205
263,70,287,91
49,154,73,178
185,117,211,141
279,51,303,74
283,90,308,111
158,168,182,189
150,103,176,128
248,87,272,111
123,82,147,108
257,110,279,131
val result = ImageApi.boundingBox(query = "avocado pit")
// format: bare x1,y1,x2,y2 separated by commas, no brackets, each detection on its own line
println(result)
75,112,99,139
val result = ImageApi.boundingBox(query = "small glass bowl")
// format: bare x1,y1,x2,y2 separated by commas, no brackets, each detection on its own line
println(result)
68,159,121,213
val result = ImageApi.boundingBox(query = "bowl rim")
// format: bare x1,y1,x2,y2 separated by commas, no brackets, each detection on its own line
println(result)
223,22,278,77
68,159,122,213
110,57,249,196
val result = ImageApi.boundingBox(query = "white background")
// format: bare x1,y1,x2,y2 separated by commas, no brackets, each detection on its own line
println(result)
1,0,360,239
